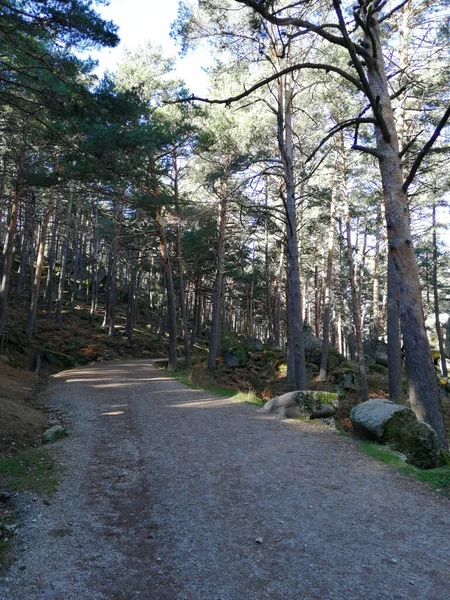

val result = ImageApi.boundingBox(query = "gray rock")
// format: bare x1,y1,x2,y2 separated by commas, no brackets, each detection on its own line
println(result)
263,390,339,419
223,347,247,368
363,338,388,362
42,425,68,444
242,338,264,352
350,399,440,469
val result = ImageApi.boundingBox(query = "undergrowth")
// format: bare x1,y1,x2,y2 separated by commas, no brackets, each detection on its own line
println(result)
166,364,264,406
360,441,450,494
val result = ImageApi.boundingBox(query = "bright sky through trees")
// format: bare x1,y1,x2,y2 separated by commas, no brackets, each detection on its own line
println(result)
89,0,212,94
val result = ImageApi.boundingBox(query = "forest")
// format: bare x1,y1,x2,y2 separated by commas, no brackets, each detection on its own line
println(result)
0,0,450,451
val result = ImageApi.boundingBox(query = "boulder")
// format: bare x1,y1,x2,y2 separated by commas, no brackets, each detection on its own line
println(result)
350,399,440,469
223,347,247,368
42,425,68,444
263,390,339,419
242,338,264,352
363,338,388,363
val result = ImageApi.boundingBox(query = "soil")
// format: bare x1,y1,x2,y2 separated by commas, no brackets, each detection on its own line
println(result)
0,363,48,458
1,360,450,600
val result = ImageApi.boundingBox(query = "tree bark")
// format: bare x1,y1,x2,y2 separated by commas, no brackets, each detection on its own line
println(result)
366,11,447,446
208,193,227,374
26,191,55,340
432,204,447,377
44,206,58,318
319,152,338,381
278,76,306,390
340,134,369,401
372,196,382,340
156,208,177,370
56,192,73,324
0,132,27,346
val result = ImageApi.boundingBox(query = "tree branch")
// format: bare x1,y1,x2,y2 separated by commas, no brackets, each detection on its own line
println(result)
169,62,363,106
403,104,450,192
352,144,384,160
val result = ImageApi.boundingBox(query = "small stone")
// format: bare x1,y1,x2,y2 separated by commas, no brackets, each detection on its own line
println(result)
390,558,398,564
255,537,263,544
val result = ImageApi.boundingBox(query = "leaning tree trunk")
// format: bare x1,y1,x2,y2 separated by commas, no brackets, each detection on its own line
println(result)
26,191,55,340
208,193,227,374
156,208,177,371
366,12,447,447
432,204,447,377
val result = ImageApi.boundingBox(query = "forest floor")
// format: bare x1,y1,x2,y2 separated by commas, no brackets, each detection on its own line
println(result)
1,359,450,600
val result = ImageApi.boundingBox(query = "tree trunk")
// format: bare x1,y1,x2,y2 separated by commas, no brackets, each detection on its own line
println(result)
126,257,137,343
176,220,190,366
44,207,58,318
432,204,447,377
89,208,98,324
26,191,55,340
208,194,227,374
273,241,284,348
319,153,338,381
372,196,382,340
367,12,447,447
387,253,403,402
56,192,73,324
0,136,26,346
340,134,369,401
278,77,306,389
156,208,177,370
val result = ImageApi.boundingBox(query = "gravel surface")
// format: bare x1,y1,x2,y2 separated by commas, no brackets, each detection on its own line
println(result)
1,359,449,600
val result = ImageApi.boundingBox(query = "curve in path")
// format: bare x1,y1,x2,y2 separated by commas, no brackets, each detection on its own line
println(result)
1,360,449,600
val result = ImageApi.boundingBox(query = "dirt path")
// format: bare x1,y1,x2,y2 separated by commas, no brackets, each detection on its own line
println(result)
1,360,449,600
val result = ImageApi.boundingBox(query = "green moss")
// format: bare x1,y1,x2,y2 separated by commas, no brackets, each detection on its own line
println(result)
360,441,450,494
0,447,59,497
383,410,439,469
314,392,338,406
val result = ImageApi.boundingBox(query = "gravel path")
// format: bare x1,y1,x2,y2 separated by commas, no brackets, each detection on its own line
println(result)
1,359,449,600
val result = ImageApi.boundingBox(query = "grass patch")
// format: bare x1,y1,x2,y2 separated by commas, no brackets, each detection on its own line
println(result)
0,447,59,497
360,441,450,493
166,365,264,406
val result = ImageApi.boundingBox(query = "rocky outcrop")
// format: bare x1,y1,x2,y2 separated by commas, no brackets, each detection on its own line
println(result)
350,399,440,469
263,390,339,419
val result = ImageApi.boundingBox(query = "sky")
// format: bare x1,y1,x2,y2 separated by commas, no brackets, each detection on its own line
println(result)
89,0,212,95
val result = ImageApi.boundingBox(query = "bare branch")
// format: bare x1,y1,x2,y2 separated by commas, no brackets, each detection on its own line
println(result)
352,144,384,160
169,62,363,107
403,104,450,192
305,117,376,163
